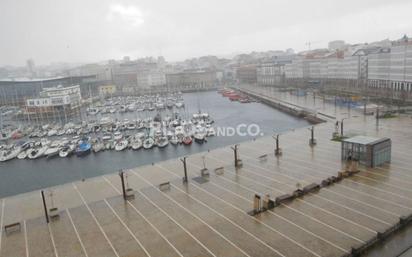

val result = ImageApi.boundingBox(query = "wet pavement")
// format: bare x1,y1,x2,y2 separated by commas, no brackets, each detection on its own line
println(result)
1,86,412,257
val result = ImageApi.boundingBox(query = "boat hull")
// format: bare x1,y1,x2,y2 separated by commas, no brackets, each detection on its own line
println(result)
76,148,91,157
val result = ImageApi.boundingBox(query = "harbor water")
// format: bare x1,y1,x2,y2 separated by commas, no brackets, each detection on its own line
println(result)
0,91,310,197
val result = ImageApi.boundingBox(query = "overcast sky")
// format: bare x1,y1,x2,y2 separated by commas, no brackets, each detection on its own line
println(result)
1,0,412,66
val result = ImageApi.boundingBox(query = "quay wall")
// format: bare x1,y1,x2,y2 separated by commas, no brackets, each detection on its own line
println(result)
342,214,412,257
235,87,326,124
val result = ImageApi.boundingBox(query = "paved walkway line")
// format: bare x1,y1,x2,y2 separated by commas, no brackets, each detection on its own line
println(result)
283,146,412,192
220,149,412,212
133,171,255,257
72,183,120,257
302,145,412,186
136,186,218,257
103,199,151,257
227,147,408,216
157,164,342,257
189,159,391,228
158,166,328,257
291,139,412,180
47,223,59,257
279,150,412,202
23,220,29,257
66,209,89,257
102,176,185,257
163,162,349,254
200,155,386,231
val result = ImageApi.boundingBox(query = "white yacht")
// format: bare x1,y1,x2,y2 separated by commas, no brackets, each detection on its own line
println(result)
87,107,99,115
115,140,128,151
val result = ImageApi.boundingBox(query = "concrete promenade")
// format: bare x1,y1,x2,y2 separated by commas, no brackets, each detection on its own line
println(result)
1,85,412,257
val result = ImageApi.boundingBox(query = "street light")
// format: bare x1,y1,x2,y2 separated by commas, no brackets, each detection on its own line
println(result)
308,126,316,146
272,134,282,156
230,144,242,168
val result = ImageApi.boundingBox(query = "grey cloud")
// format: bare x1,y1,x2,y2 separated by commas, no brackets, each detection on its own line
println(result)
0,0,411,66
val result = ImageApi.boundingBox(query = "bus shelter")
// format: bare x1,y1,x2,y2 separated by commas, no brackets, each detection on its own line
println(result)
341,136,391,167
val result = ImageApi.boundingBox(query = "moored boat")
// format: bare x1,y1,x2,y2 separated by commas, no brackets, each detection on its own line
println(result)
156,136,169,148
75,142,91,157
0,146,21,162
182,135,192,145
114,140,128,151
45,147,60,158
131,138,143,150
59,145,74,158
113,131,123,141
194,125,207,143
92,142,105,153
143,137,155,149
17,150,28,160
28,146,48,159
170,135,179,145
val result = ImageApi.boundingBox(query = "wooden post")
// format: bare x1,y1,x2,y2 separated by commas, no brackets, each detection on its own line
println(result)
41,190,49,224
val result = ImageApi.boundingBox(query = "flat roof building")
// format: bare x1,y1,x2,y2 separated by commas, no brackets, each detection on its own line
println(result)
257,63,285,87
25,85,82,123
342,136,391,167
166,70,216,91
0,75,98,106
236,65,257,84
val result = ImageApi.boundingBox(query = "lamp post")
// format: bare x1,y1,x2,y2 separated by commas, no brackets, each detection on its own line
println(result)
230,144,242,167
273,134,282,156
308,126,316,146
41,190,49,223
119,170,126,200
180,157,188,183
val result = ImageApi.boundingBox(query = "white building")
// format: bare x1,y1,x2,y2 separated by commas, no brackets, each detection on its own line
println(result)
257,63,285,86
339,56,356,79
390,42,412,93
26,85,82,109
367,37,412,93
281,36,412,98
390,43,412,83
137,69,166,89
284,57,304,78
367,48,391,83
302,59,321,79
285,51,365,81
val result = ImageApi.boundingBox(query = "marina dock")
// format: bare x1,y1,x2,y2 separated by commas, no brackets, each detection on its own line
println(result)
1,87,412,257
235,87,327,124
